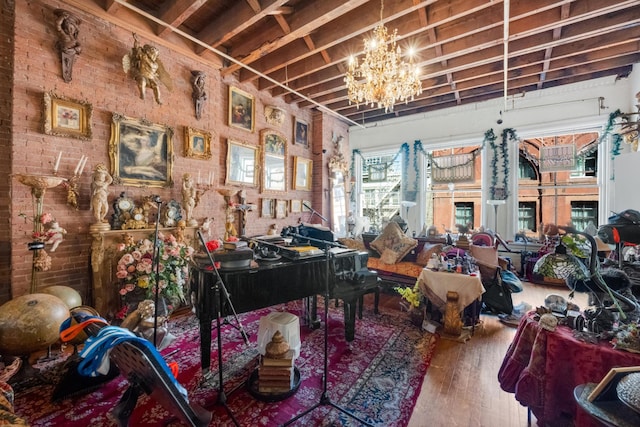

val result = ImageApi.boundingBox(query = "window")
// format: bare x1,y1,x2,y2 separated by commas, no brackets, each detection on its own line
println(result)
454,202,474,228
360,152,404,231
571,149,598,178
518,202,536,232
518,155,537,180
571,201,598,230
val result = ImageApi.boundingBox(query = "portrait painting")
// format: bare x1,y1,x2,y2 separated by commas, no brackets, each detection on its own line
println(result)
109,113,174,188
261,129,287,192
184,126,212,160
228,86,255,132
294,117,309,147
43,91,92,140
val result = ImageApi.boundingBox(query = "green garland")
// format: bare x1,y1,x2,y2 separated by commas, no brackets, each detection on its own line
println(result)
484,128,518,200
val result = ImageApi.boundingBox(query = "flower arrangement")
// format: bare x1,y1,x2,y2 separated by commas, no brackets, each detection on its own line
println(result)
395,283,423,309
611,322,640,352
115,231,194,319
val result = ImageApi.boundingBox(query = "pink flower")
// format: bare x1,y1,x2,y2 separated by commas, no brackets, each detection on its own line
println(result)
40,212,53,224
116,270,129,279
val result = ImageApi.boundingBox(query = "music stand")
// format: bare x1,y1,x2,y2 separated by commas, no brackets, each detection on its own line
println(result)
196,231,250,427
281,229,373,427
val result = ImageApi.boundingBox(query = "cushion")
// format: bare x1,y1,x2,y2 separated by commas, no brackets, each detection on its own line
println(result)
416,243,443,266
338,237,366,251
370,222,417,265
469,243,499,267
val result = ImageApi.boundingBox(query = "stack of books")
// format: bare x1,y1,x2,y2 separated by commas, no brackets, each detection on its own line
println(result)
258,349,295,393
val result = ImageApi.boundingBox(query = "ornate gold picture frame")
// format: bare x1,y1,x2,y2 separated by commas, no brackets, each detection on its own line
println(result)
228,86,255,132
226,139,259,187
261,129,287,192
184,126,212,160
43,91,92,140
109,113,174,188
293,156,313,190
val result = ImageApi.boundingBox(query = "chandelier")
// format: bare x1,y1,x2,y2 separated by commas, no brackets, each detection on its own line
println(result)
344,0,422,113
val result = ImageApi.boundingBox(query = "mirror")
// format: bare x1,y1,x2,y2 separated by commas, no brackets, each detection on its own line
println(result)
261,129,287,192
329,154,349,238
293,156,313,190
226,139,259,187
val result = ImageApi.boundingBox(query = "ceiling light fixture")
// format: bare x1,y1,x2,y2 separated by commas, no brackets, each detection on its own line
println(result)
344,0,422,113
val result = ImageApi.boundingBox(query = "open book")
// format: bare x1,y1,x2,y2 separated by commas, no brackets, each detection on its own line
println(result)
587,365,640,402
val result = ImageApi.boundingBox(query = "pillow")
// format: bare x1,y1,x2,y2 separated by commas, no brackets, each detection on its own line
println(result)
338,237,366,251
469,243,499,267
370,222,417,264
416,243,443,266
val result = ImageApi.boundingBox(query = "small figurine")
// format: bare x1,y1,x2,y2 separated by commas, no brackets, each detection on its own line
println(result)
46,221,67,252
182,173,198,226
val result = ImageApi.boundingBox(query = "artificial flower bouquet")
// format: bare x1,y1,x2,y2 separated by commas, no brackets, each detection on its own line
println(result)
115,232,194,319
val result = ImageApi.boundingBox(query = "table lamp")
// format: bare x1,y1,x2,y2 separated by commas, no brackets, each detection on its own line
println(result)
533,225,638,320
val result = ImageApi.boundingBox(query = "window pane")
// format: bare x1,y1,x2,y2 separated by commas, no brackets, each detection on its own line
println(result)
518,202,536,232
455,202,474,228
361,153,404,231
571,201,598,230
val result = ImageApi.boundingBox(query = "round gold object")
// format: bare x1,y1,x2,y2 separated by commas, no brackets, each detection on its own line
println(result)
265,330,290,358
42,285,82,308
0,293,70,356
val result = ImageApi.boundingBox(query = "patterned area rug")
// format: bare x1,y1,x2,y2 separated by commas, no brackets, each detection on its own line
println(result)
13,302,437,426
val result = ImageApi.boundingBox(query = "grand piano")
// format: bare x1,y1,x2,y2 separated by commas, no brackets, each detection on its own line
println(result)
191,243,379,371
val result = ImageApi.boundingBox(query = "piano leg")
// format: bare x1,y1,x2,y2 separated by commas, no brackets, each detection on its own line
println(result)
341,298,357,342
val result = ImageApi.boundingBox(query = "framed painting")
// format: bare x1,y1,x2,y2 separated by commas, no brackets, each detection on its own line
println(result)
109,113,174,188
261,129,287,192
276,199,288,219
294,117,309,147
261,198,274,218
43,91,92,140
228,86,255,132
291,199,302,213
302,200,312,212
293,156,313,190
184,126,212,160
226,139,259,187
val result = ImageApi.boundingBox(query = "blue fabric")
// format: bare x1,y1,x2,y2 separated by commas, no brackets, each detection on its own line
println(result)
78,326,187,400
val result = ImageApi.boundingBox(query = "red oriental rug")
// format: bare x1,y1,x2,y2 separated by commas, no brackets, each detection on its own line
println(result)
13,301,437,426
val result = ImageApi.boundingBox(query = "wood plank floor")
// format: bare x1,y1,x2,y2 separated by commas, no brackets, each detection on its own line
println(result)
364,281,589,427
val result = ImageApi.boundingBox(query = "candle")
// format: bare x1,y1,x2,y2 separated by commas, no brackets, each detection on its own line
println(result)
197,170,201,184
54,151,62,173
73,156,82,175
208,171,213,186
78,155,88,175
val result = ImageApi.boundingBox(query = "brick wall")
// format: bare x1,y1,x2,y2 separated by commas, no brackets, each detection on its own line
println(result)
0,0,15,304
7,0,348,303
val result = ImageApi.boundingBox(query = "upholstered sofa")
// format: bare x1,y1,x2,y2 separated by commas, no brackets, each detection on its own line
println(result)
339,223,447,287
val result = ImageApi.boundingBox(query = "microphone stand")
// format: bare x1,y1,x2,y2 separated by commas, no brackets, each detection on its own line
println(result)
196,231,249,427
281,230,372,427
302,202,328,224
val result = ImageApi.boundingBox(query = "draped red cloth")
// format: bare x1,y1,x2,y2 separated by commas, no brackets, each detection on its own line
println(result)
499,313,640,426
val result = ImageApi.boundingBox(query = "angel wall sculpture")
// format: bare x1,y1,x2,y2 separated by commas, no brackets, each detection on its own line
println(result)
122,33,172,104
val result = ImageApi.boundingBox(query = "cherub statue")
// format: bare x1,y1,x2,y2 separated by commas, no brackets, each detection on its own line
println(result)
46,221,67,252
122,33,172,104
90,163,113,224
182,173,198,226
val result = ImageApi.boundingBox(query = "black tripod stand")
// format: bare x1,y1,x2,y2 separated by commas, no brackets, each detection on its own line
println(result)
281,230,373,427
196,231,250,426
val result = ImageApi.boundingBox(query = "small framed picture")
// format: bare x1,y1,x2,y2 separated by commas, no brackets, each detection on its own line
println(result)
291,199,302,213
276,200,288,219
302,200,312,212
294,117,309,147
184,126,212,159
261,198,274,218
293,156,313,190
228,86,255,132
43,92,93,140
